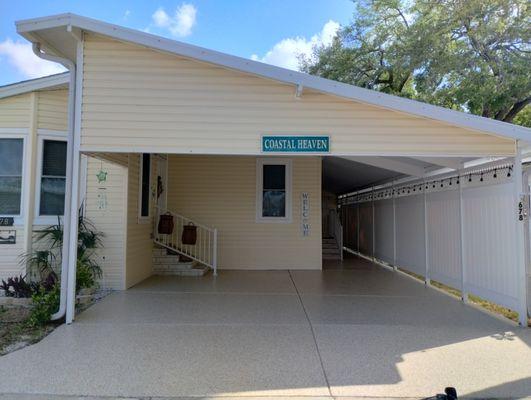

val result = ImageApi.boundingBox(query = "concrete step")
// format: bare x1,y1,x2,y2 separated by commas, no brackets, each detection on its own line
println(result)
154,264,211,277
323,253,343,260
153,261,195,270
322,248,341,255
322,243,339,249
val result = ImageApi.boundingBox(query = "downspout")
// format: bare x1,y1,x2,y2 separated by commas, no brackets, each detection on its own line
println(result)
32,43,76,321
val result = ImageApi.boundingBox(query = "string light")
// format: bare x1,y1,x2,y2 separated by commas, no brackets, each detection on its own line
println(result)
342,164,512,204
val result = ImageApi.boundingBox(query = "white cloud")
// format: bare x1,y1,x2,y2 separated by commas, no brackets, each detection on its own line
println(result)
0,38,66,79
152,3,197,37
123,10,131,20
251,20,340,70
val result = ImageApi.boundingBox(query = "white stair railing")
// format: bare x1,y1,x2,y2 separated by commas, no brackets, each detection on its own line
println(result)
154,207,218,275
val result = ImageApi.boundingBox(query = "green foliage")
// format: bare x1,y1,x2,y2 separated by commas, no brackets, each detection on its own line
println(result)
28,285,60,327
19,216,104,325
22,216,104,290
302,0,530,124
76,263,96,291
513,105,531,127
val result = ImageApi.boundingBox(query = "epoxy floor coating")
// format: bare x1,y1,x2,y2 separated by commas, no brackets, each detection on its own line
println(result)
0,255,530,399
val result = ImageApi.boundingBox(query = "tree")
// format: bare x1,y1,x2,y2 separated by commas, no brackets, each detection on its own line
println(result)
301,0,530,124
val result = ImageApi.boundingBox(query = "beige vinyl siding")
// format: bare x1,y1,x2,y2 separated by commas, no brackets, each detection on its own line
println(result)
81,34,514,157
37,89,68,131
125,153,154,288
0,228,25,281
84,156,127,289
167,155,322,270
0,93,31,128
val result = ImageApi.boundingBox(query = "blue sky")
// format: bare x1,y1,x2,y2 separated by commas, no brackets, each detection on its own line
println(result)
0,1,354,86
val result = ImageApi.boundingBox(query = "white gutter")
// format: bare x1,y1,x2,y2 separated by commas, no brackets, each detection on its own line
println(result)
32,43,76,321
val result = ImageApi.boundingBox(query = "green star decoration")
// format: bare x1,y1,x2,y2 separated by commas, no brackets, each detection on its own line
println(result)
96,169,108,183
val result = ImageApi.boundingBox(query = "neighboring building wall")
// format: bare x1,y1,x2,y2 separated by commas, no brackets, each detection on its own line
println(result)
125,153,155,288
0,93,32,281
81,34,514,157
0,93,31,128
0,88,127,287
37,89,68,131
84,156,127,290
166,155,322,270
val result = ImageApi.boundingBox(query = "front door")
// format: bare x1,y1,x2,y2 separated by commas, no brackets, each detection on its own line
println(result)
156,155,168,211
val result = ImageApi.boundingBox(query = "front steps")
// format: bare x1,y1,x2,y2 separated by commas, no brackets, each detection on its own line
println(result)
322,237,342,260
152,248,210,276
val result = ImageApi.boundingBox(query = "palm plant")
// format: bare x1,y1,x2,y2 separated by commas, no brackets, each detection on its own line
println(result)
21,216,104,290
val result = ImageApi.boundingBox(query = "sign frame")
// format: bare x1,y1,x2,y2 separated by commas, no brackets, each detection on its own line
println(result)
261,135,330,154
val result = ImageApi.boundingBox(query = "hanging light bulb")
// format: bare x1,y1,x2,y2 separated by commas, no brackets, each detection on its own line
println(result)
507,167,511,177
480,173,484,182
468,174,472,182
493,169,497,178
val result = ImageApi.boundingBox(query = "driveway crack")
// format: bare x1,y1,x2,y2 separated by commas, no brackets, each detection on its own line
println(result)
288,270,333,398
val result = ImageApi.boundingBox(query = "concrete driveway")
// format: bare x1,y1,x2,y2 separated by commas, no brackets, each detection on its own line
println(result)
0,256,530,399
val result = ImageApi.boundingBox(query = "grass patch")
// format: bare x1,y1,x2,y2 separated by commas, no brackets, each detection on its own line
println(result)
0,305,59,356
397,268,529,326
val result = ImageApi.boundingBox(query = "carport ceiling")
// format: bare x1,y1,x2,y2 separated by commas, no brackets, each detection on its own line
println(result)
322,156,474,195
323,157,404,194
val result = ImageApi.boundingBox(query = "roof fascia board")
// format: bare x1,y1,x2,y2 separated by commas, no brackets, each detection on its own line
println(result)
16,13,531,142
0,73,69,99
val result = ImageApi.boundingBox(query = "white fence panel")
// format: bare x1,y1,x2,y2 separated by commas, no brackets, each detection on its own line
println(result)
359,201,373,256
426,189,462,289
374,198,394,264
462,182,519,310
396,194,426,275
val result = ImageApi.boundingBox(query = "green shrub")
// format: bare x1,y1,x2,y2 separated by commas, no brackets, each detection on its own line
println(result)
28,285,60,327
76,262,96,291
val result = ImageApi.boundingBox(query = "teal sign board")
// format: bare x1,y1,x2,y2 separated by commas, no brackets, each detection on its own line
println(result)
262,136,330,153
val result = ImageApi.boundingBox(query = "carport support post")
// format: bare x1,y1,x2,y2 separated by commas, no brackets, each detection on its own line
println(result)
372,187,375,261
392,182,397,271
423,180,430,286
458,170,468,303
356,201,360,254
513,142,528,326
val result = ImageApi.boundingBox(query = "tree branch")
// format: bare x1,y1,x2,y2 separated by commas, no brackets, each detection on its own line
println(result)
502,97,531,122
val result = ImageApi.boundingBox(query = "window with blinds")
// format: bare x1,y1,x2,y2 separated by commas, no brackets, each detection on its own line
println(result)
39,140,67,216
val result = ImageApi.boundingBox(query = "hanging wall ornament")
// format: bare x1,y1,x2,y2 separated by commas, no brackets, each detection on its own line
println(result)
96,169,108,184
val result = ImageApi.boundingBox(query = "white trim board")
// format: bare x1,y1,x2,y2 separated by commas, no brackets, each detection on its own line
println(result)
15,13,531,142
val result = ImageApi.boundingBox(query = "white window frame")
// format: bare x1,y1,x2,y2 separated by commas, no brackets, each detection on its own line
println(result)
256,158,292,223
0,132,27,224
138,153,152,224
34,133,68,225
